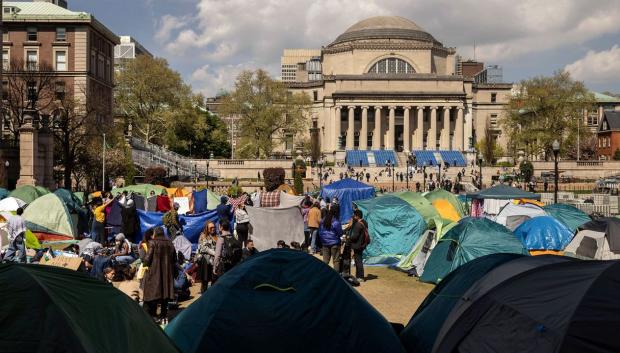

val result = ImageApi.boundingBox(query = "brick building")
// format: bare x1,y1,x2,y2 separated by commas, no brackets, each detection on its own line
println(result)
597,111,620,160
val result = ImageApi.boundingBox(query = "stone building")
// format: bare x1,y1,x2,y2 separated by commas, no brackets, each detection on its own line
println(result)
284,16,512,164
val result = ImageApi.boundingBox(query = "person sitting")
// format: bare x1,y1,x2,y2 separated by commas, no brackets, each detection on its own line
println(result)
103,267,115,284
111,233,135,265
242,239,259,261
276,240,290,249
290,241,301,250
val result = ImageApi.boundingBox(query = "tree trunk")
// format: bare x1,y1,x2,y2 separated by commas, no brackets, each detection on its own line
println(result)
63,134,72,190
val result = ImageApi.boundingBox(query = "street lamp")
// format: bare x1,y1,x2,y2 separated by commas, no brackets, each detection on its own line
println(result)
206,161,210,190
4,160,9,188
317,158,324,189
477,152,484,189
438,162,442,190
390,160,395,192
552,139,560,204
423,162,427,192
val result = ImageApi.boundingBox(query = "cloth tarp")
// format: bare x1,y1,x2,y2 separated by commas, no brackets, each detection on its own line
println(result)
514,216,574,251
23,193,75,238
173,235,193,260
279,191,305,208
543,204,591,233
146,196,157,212
192,190,207,214
391,191,440,228
494,203,546,229
207,191,220,210
354,195,426,264
468,184,541,200
0,197,26,212
321,178,375,223
246,206,304,251
137,209,219,243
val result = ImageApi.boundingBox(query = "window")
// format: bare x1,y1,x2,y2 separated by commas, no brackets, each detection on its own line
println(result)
90,52,96,75
55,51,67,71
98,56,104,78
2,49,8,71
313,90,318,101
284,133,294,151
56,27,66,41
490,114,498,128
368,58,414,74
491,93,497,103
3,7,11,14
26,50,38,70
2,81,8,101
55,81,65,101
27,27,37,41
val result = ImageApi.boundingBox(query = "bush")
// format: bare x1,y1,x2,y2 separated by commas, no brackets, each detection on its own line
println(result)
294,172,303,195
144,166,167,185
614,149,620,161
520,160,534,182
496,161,514,168
263,167,285,191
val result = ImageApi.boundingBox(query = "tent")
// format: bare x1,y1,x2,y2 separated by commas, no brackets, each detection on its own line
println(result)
246,206,304,251
192,190,208,214
494,202,546,230
206,190,220,210
424,189,466,222
563,218,620,260
113,184,166,197
420,218,528,284
400,253,527,353
53,189,85,214
468,184,541,200
391,191,440,227
165,249,405,353
0,188,9,200
23,193,75,238
396,221,459,275
137,209,219,243
0,197,26,212
354,195,426,264
0,263,179,353
514,216,574,251
9,185,47,204
432,259,619,353
543,203,591,233
34,186,50,196
72,191,85,205
321,178,374,223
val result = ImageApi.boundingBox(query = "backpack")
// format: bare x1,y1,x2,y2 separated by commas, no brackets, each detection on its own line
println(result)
359,221,371,249
220,235,242,267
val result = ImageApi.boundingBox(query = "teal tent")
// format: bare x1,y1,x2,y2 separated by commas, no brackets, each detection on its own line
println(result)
0,263,179,353
543,203,590,233
72,192,85,205
9,185,46,204
468,184,541,200
355,195,426,264
165,249,405,353
391,191,441,227
0,188,9,200
420,217,528,284
54,189,84,214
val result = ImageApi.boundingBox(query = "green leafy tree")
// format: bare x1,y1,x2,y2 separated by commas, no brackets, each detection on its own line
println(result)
502,71,595,160
614,149,620,161
475,122,504,164
220,70,311,158
519,160,534,182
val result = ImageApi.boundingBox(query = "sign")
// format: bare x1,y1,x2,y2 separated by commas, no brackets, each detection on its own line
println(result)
40,256,82,271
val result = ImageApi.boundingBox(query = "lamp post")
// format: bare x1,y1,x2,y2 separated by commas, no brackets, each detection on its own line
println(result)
390,161,395,192
423,162,427,192
438,163,442,190
4,160,9,188
552,139,560,204
477,152,483,189
206,161,210,190
318,158,324,189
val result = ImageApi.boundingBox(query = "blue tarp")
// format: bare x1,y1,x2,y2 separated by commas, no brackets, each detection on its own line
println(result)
193,190,208,214
355,195,426,264
514,216,575,251
321,178,375,223
136,209,219,243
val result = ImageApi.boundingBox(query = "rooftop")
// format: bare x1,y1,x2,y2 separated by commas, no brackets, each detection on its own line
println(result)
328,16,438,48
3,1,88,18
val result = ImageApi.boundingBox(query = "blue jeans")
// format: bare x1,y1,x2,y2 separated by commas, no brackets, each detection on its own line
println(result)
115,255,135,265
4,233,26,263
309,228,319,253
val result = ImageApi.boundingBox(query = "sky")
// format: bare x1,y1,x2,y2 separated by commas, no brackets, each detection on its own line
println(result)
68,0,620,97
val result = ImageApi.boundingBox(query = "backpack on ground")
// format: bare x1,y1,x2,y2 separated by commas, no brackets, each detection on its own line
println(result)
360,221,371,249
220,235,242,267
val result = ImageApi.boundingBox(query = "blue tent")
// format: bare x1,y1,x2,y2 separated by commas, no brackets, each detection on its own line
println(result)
137,209,219,243
514,215,575,251
543,203,590,233
321,178,374,223
354,195,426,264
165,249,405,353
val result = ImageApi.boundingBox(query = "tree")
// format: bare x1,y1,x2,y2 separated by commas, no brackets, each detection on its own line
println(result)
519,160,534,182
475,122,503,164
614,149,620,161
220,70,311,158
115,55,190,144
502,71,595,160
144,166,167,185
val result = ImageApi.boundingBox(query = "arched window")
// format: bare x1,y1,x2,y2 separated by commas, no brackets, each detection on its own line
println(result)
368,58,415,74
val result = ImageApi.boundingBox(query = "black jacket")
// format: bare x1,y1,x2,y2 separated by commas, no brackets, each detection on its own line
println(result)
349,220,366,251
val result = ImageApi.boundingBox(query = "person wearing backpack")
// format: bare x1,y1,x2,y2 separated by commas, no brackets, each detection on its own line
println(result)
349,209,368,282
213,222,242,277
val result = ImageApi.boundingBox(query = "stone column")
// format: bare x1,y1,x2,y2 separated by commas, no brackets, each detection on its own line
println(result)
346,106,355,149
455,106,464,151
441,107,451,149
373,107,382,149
428,106,437,150
464,106,473,151
334,106,341,150
360,106,369,150
17,112,38,186
403,106,411,152
416,106,424,149
388,106,396,149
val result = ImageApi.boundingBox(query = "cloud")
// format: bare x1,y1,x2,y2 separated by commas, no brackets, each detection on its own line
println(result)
190,62,258,96
155,0,620,95
565,45,620,85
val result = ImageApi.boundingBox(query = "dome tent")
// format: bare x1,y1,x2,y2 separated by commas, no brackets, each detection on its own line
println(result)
23,193,75,238
320,178,374,223
0,197,26,212
9,185,47,204
390,191,440,227
0,263,179,353
165,249,405,353
564,218,620,260
494,202,546,231
543,203,591,233
420,218,528,284
514,216,574,251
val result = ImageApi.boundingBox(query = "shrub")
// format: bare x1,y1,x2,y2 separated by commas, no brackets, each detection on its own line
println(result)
227,185,244,198
294,172,303,195
614,149,620,161
144,166,167,185
263,167,285,191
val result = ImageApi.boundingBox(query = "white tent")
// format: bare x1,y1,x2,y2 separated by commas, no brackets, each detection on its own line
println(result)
564,230,620,260
494,203,546,230
0,197,26,212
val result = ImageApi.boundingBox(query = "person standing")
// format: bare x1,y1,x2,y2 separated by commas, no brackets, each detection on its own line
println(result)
319,207,342,271
348,209,367,282
163,203,181,238
216,196,232,230
4,208,27,263
197,221,217,293
143,227,176,323
91,198,113,245
307,201,321,254
235,202,250,247
213,222,242,277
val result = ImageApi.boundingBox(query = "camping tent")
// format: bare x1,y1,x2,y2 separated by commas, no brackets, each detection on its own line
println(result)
563,218,620,260
468,184,541,200
420,218,528,284
391,191,440,227
0,188,9,200
400,253,527,353
72,191,85,205
23,193,75,238
0,263,179,353
543,203,591,233
113,184,166,197
354,195,426,264
432,259,619,353
165,250,405,353
53,189,85,214
9,185,47,204
246,206,305,251
494,202,546,230
0,197,26,212
514,216,574,251
396,221,459,275
321,178,374,223
424,189,466,222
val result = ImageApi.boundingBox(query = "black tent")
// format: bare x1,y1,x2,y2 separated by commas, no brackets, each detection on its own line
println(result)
432,259,620,353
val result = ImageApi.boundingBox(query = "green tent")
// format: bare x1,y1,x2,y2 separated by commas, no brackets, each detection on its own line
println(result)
543,203,591,233
72,191,85,205
54,189,84,214
391,191,441,227
207,190,221,210
396,221,458,272
0,188,9,200
424,189,468,219
34,186,50,196
0,263,179,353
420,218,528,284
23,193,75,237
111,184,166,197
9,185,47,204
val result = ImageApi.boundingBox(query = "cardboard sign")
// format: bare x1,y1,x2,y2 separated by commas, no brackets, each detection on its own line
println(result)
174,197,190,215
40,256,82,271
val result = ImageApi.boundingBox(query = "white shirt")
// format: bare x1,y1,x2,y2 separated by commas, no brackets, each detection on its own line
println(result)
235,208,250,224
7,215,27,241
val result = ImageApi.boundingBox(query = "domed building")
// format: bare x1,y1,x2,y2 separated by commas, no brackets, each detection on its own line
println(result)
283,16,512,165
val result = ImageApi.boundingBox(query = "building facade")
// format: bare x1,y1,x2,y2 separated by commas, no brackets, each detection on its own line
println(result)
597,111,620,160
280,49,321,83
585,92,620,133
284,16,512,161
114,35,152,67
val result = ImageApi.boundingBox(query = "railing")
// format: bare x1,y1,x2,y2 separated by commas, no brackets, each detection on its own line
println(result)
576,161,603,167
